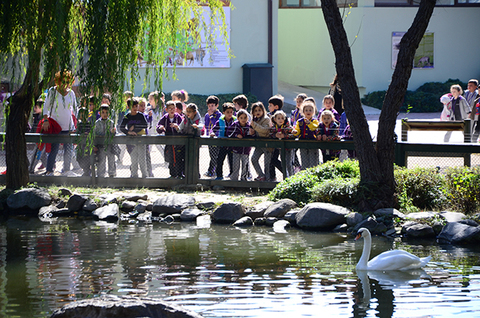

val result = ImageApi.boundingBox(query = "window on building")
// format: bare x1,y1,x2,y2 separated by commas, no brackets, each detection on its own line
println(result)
374,0,480,5
280,0,358,8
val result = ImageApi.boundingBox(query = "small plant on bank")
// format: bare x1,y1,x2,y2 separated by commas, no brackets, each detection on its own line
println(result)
311,177,360,208
394,166,446,211
444,166,480,214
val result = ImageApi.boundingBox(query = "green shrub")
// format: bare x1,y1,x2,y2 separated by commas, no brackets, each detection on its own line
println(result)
309,159,360,180
444,167,480,214
360,90,386,110
268,160,360,206
361,78,467,113
268,171,318,206
394,166,446,211
311,177,359,207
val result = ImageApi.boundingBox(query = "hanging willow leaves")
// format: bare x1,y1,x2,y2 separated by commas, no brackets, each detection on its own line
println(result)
0,0,230,189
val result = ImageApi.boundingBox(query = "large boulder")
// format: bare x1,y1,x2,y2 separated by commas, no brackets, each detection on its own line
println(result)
401,221,436,238
7,188,51,210
233,216,253,227
93,204,119,221
246,201,273,220
120,201,136,212
439,211,466,223
374,208,406,219
50,295,203,318
437,222,480,244
211,202,245,224
123,193,148,201
67,194,88,212
264,199,297,218
346,212,364,227
152,195,195,215
99,194,118,206
406,211,438,221
295,203,349,230
180,209,205,222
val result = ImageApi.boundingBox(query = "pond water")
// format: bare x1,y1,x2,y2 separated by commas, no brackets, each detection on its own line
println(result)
1,216,480,317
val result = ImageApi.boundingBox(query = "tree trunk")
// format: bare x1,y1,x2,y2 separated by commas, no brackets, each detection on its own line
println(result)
6,91,32,189
320,1,383,182
6,54,42,189
321,0,436,208
376,0,437,194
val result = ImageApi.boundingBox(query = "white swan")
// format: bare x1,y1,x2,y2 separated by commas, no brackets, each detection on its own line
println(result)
355,228,431,271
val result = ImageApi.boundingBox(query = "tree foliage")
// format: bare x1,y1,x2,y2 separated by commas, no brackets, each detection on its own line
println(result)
0,0,228,189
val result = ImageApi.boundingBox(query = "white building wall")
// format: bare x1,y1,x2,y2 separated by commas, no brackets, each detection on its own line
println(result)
134,0,278,96
279,6,480,95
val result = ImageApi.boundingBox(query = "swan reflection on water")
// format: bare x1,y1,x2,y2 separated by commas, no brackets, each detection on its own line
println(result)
354,269,431,316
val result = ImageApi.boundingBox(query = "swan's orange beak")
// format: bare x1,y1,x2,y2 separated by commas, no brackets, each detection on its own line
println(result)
355,233,361,241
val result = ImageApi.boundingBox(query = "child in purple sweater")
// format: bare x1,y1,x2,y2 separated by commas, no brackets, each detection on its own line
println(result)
204,95,222,177
157,101,184,178
228,109,254,181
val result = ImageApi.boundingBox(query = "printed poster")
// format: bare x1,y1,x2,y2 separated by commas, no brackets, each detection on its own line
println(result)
392,32,434,69
138,6,231,69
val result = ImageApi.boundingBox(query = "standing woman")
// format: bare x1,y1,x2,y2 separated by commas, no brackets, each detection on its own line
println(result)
43,70,77,176
329,74,343,116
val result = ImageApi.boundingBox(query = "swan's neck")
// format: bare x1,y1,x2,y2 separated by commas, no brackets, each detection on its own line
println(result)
357,233,371,270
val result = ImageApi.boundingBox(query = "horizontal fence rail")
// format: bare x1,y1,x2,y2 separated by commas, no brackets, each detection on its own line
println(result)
0,133,478,189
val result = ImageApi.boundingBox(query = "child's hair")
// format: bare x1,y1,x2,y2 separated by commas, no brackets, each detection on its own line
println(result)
138,97,147,106
321,109,334,120
175,101,184,113
301,101,316,116
186,103,198,112
273,110,287,123
206,95,219,105
148,91,163,104
451,84,463,94
77,107,89,122
295,93,308,103
468,79,479,86
251,101,267,118
171,89,189,102
222,102,235,113
268,94,284,110
123,90,134,99
323,94,335,105
304,97,316,105
35,98,44,107
102,93,112,103
232,94,249,109
89,95,96,104
165,100,175,110
127,97,139,108
236,109,249,119
100,104,110,112
54,69,74,86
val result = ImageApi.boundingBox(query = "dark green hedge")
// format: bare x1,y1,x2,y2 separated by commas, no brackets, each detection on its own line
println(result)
361,78,468,113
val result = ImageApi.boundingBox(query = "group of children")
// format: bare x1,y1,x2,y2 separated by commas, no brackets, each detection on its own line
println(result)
30,88,354,180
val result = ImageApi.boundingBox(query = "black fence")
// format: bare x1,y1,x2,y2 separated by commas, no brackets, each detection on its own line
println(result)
0,133,479,189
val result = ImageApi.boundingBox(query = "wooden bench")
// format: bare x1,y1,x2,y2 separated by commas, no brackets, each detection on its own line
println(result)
401,119,473,143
